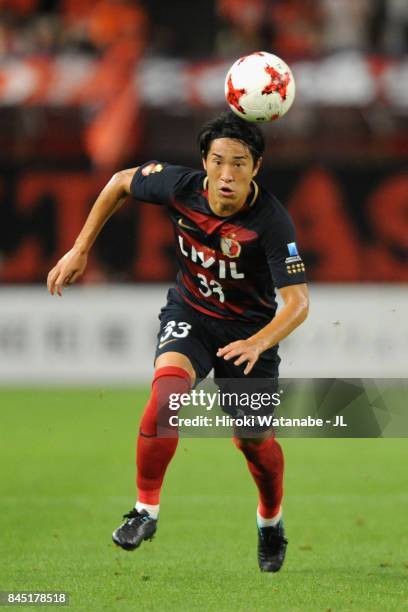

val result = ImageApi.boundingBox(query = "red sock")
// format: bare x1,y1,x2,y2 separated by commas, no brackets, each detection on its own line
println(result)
136,366,191,505
233,436,284,518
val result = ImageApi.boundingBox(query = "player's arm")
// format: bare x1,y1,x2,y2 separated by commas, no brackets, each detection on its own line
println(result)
217,283,309,375
47,167,138,296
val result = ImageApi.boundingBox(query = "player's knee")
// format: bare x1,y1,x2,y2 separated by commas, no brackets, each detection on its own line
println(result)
152,365,192,398
140,366,192,437
155,352,196,385
232,429,274,451
233,437,257,452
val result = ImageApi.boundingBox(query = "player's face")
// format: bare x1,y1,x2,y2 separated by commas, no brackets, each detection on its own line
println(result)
203,138,261,216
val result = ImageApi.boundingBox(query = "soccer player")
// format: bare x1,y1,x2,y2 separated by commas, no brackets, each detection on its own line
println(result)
47,111,309,572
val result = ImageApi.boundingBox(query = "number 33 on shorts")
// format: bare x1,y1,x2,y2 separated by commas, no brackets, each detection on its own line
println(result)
159,321,192,346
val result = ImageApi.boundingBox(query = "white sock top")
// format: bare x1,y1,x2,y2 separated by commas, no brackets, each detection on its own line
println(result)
257,506,282,528
135,501,159,520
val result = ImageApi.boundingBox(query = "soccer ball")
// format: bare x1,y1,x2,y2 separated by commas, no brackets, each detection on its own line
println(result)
225,51,296,122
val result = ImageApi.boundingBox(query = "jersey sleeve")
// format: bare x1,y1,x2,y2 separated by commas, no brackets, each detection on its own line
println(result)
130,161,192,205
260,204,307,289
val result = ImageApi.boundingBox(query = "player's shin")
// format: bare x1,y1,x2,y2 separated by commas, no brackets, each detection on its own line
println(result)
136,366,192,517
232,435,284,521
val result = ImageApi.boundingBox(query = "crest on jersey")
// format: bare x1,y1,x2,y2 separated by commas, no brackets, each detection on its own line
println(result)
142,163,163,176
220,236,241,258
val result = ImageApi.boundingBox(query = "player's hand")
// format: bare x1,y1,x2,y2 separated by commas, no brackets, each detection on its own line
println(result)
216,339,263,375
47,247,88,296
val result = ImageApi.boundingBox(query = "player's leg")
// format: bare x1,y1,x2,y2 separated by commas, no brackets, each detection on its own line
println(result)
113,291,212,551
232,429,287,572
213,321,287,571
112,351,194,551
135,352,195,519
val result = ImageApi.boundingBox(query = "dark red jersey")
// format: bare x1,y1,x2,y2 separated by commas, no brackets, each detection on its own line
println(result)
130,161,306,322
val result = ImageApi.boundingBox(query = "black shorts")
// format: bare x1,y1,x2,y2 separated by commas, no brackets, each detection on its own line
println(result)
154,289,280,433
155,289,280,379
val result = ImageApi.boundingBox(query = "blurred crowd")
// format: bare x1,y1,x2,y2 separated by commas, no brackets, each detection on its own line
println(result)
0,0,148,57
0,0,407,59
216,0,408,58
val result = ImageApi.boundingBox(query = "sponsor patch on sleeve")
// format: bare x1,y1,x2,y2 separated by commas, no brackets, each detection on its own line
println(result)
287,242,299,257
285,242,305,272
142,163,164,177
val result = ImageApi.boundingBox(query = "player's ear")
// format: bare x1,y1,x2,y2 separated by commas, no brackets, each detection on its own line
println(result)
252,157,262,177
202,156,208,172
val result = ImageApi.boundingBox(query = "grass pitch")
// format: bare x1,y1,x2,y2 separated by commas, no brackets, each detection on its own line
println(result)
1,388,407,611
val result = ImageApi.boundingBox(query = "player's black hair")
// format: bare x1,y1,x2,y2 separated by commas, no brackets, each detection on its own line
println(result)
198,111,265,165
